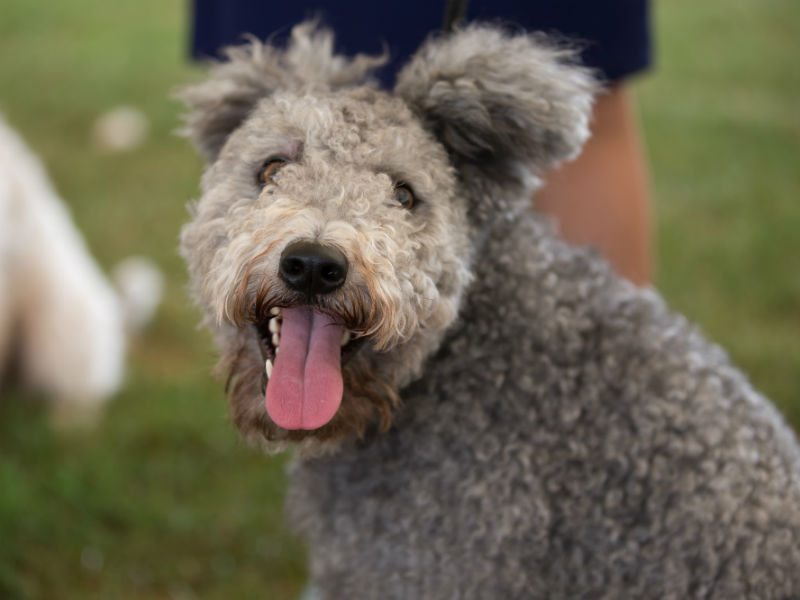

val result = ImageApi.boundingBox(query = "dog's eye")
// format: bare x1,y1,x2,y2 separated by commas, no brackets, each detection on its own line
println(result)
257,158,288,186
393,183,415,209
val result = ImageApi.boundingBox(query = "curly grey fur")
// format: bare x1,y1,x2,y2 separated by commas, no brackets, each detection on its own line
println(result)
178,22,387,161
395,27,596,188
179,22,800,599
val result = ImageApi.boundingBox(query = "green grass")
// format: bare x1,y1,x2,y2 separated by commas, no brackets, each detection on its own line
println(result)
639,0,800,425
0,1,798,598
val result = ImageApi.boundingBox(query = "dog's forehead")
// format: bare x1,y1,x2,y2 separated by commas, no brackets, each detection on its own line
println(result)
247,88,444,162
208,87,458,203
272,87,414,127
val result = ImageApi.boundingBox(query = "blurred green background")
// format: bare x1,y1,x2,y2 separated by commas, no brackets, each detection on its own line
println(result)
0,1,797,598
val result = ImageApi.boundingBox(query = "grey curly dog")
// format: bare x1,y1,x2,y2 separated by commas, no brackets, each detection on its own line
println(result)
179,22,800,599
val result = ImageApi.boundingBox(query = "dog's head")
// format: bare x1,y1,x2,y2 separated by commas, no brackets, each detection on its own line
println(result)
179,22,595,451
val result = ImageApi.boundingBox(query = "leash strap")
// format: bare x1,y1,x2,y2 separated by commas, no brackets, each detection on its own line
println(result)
443,0,469,32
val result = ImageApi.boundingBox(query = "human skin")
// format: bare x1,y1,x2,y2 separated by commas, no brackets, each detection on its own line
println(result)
534,84,652,285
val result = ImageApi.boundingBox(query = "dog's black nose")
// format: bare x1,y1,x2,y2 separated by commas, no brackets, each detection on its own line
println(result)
279,241,348,296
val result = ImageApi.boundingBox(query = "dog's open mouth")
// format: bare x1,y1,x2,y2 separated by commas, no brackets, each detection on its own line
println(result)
255,306,363,431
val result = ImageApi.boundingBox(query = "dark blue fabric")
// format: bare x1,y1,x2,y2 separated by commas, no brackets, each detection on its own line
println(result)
190,0,651,86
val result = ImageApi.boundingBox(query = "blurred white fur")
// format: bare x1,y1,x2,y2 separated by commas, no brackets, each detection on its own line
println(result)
92,106,149,153
0,115,162,426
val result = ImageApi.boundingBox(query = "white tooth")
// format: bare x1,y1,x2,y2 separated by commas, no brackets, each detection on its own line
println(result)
341,330,351,347
270,307,281,316
265,358,273,379
272,333,280,347
268,317,280,334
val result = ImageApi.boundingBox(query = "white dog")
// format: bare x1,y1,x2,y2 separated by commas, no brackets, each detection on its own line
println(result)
0,115,162,425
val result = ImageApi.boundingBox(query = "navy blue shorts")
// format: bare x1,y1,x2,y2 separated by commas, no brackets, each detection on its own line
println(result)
191,1,651,86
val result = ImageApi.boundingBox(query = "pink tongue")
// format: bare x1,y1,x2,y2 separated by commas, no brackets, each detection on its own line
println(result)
265,306,344,430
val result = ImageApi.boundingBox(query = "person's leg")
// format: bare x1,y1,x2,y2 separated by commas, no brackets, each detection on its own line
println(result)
534,84,652,285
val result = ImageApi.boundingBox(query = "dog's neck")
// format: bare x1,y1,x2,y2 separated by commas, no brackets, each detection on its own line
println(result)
420,204,622,394
468,201,531,266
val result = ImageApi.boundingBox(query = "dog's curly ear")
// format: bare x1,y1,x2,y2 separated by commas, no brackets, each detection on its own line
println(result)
395,25,597,189
178,21,386,161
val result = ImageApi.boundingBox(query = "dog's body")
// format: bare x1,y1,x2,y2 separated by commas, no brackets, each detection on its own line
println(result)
290,215,800,598
180,23,800,598
0,115,161,424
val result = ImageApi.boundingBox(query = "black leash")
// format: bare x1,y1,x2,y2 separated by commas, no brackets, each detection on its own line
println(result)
443,0,469,32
